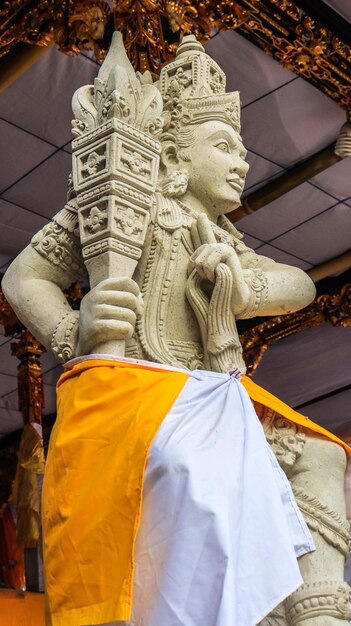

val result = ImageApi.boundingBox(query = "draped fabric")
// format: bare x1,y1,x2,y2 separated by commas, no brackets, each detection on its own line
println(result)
127,369,314,626
42,357,322,626
241,375,351,454
43,359,188,626
11,422,45,548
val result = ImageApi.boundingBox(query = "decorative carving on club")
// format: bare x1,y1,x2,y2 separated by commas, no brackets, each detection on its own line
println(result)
71,31,163,355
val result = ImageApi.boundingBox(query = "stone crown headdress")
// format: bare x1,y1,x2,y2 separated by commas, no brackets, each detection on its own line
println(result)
159,35,241,138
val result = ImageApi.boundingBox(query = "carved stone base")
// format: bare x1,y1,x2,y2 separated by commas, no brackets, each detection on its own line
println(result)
285,581,351,625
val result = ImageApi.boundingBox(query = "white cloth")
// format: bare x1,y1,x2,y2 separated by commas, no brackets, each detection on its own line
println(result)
102,369,314,626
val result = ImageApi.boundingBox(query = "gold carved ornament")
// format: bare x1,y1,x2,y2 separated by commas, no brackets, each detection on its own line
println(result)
0,0,111,61
1,0,350,115
0,287,45,547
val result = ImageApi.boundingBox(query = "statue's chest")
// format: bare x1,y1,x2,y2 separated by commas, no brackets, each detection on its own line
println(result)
132,201,244,370
133,210,203,368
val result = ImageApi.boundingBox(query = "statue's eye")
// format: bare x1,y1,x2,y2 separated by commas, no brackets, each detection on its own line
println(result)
215,141,230,152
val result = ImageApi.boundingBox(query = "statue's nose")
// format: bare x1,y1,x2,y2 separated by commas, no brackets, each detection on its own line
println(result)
231,156,249,177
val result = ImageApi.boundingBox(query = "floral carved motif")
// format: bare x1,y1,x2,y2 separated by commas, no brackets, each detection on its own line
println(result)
115,207,145,238
84,206,108,234
120,148,152,178
83,151,106,177
254,402,306,474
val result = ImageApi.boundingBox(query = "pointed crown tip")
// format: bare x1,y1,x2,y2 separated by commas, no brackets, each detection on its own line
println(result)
176,34,205,58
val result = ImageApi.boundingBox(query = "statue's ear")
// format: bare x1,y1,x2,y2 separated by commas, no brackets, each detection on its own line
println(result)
161,141,179,170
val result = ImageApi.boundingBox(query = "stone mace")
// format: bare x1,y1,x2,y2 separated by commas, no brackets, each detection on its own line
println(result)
71,32,163,355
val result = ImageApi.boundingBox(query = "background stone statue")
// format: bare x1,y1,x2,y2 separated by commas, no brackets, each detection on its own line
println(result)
2,33,350,625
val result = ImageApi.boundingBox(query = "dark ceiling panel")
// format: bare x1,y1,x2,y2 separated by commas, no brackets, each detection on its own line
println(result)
322,0,351,22
0,47,99,146
206,30,293,106
0,119,56,193
237,182,335,242
272,202,351,265
299,388,351,432
310,157,351,205
2,149,72,219
249,243,312,270
241,78,346,167
0,200,47,267
241,233,263,250
253,324,351,413
243,149,283,192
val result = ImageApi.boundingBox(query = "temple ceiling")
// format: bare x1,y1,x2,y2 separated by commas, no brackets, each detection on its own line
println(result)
0,0,350,454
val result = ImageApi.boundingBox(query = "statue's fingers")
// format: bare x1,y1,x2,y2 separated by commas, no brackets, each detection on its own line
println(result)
93,319,135,340
95,291,140,311
197,213,216,245
95,277,141,296
193,257,216,282
94,304,137,327
191,220,202,250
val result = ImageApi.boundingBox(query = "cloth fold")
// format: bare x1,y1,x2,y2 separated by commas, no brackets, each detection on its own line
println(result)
43,358,317,626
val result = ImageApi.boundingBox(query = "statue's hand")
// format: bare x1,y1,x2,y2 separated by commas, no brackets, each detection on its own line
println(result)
76,277,143,356
189,214,251,315
189,242,236,282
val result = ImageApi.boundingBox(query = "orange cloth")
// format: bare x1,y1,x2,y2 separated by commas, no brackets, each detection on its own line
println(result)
0,590,45,626
241,375,351,454
11,423,45,548
42,359,188,626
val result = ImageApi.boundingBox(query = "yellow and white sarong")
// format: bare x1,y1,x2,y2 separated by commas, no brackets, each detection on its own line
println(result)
43,356,345,626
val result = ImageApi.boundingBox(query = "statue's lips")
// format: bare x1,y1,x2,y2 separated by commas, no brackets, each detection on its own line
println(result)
226,178,243,192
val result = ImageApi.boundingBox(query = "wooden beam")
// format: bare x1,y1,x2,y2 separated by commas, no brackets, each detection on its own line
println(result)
308,250,351,282
229,143,342,222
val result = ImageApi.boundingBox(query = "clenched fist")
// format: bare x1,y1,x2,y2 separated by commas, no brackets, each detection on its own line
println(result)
76,277,143,356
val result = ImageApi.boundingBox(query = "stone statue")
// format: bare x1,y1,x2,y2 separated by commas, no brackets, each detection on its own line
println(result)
2,33,350,625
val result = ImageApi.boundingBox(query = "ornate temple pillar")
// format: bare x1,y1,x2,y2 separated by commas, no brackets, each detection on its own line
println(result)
10,330,45,592
0,289,45,591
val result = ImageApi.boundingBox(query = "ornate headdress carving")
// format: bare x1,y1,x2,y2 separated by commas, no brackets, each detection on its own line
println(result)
159,35,241,138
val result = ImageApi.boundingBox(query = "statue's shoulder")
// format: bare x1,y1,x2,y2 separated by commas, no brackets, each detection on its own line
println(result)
31,197,86,279
152,194,188,232
51,199,79,233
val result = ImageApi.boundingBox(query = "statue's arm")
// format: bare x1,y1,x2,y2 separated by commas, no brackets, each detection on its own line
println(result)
237,246,316,319
190,216,316,320
2,205,86,361
2,204,143,361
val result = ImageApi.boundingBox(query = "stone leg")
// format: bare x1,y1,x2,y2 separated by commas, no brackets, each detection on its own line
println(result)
284,435,351,626
257,403,351,626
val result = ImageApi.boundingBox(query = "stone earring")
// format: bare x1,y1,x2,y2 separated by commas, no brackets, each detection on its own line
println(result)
160,169,189,198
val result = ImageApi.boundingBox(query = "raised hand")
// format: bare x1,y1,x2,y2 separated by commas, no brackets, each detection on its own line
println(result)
189,213,251,316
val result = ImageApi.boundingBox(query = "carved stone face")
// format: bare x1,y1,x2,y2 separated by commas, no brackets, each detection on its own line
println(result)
180,121,249,220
